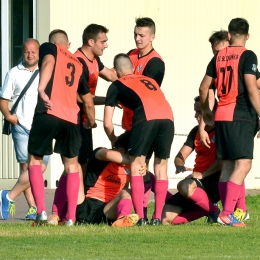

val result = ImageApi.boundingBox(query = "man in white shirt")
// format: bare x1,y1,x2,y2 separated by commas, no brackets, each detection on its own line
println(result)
0,38,49,220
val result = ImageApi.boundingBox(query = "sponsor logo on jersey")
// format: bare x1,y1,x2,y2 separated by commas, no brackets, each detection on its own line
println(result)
252,64,257,72
137,65,142,72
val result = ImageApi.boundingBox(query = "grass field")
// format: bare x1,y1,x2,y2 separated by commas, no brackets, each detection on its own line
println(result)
1,195,260,260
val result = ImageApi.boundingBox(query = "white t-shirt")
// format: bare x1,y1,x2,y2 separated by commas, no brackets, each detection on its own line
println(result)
0,62,39,130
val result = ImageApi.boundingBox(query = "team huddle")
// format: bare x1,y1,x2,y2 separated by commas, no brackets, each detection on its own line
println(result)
0,17,259,227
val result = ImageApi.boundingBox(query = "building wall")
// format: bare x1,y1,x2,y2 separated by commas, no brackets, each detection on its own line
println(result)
1,0,260,189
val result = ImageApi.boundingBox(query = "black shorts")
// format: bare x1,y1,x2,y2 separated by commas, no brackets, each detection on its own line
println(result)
76,197,108,225
78,125,93,164
129,119,174,159
28,113,82,158
215,119,258,160
166,171,220,213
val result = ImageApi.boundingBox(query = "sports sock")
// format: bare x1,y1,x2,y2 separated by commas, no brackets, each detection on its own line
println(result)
143,178,152,220
6,193,14,203
221,180,241,216
153,180,168,220
236,182,246,211
65,172,80,221
28,165,45,214
172,208,207,225
130,176,144,219
188,187,219,214
116,198,133,218
218,181,227,210
52,175,67,218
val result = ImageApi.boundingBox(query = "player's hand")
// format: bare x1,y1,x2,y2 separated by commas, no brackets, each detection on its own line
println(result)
39,91,52,109
84,122,97,129
202,108,214,126
185,171,203,180
6,114,18,125
199,129,211,148
139,163,147,176
175,165,193,174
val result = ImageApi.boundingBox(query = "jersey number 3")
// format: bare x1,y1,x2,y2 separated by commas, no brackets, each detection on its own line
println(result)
65,63,75,86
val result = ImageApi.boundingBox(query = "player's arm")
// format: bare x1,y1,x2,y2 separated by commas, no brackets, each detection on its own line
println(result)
99,67,118,82
104,105,117,147
174,145,193,174
38,54,55,109
95,148,130,164
79,92,96,128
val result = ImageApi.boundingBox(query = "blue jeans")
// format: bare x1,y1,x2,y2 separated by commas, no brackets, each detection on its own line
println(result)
11,123,49,165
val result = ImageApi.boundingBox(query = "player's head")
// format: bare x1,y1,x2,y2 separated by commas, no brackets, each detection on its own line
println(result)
194,96,217,124
228,18,249,44
48,29,70,49
208,30,229,55
134,17,155,51
82,24,109,56
22,38,40,68
114,131,131,153
113,53,134,78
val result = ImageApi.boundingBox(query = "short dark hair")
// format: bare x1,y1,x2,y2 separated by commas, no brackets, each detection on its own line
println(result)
135,17,155,34
113,53,131,69
209,30,228,47
114,131,131,152
82,24,109,44
228,18,249,35
48,29,68,42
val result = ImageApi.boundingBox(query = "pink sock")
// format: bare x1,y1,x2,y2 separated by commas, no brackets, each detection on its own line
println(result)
28,165,45,214
153,180,168,220
219,182,227,210
236,182,246,211
172,208,207,225
52,175,67,218
130,176,144,218
116,198,133,218
143,179,152,220
189,188,219,214
65,172,80,221
221,181,241,216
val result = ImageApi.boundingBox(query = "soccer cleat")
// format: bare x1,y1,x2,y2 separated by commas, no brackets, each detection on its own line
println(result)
136,218,148,226
207,209,221,225
234,208,250,222
25,206,37,220
59,219,74,226
150,218,162,226
47,213,60,226
112,214,139,228
217,213,246,227
0,190,15,220
32,211,48,226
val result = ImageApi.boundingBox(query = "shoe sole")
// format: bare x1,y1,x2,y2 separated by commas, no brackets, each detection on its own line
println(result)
112,214,139,227
217,216,246,227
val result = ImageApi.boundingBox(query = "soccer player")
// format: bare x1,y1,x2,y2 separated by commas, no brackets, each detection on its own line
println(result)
28,29,96,226
162,96,220,225
199,18,260,227
104,53,174,225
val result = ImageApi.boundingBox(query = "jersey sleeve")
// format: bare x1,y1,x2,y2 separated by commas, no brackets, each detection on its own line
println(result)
39,42,57,68
95,56,105,72
242,50,258,76
105,81,120,106
142,57,165,86
0,71,14,99
184,125,198,150
206,56,217,79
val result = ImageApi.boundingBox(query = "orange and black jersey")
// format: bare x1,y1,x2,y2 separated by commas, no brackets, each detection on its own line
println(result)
84,148,129,203
106,74,173,124
74,48,104,125
206,46,258,121
127,48,165,86
184,126,216,173
36,42,90,124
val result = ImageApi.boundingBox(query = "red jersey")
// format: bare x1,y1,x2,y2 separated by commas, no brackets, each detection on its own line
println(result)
85,148,130,203
122,49,165,130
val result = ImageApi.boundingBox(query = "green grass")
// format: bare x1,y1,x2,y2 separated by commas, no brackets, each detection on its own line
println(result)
1,195,260,260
